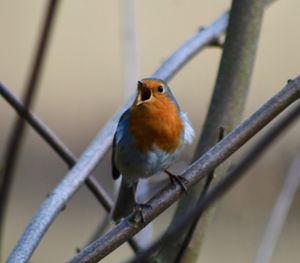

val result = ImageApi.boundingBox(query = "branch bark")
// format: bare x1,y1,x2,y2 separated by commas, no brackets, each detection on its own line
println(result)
152,13,228,81
68,76,300,263
155,0,267,262
6,14,227,262
0,0,60,259
0,82,144,252
129,99,300,263
0,82,113,212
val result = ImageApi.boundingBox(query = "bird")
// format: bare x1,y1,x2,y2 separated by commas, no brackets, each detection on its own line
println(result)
111,78,194,222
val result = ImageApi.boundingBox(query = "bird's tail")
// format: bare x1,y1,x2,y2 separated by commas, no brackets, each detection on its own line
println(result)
111,178,136,222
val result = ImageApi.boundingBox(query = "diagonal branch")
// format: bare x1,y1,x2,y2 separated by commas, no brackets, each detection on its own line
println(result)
129,98,300,263
0,0,60,257
67,76,300,263
132,101,300,263
0,83,144,252
0,82,113,212
159,1,281,262
255,152,300,263
163,0,267,262
172,127,226,261
152,12,227,81
6,12,229,262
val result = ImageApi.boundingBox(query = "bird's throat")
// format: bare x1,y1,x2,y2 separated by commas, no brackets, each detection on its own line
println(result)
128,99,183,153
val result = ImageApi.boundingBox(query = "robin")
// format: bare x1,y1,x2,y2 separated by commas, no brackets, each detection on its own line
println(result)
111,78,194,221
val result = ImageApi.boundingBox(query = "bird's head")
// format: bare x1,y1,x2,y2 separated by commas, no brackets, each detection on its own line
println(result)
134,78,179,110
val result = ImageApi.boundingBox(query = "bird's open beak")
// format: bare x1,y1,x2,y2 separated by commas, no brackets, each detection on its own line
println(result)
136,81,152,106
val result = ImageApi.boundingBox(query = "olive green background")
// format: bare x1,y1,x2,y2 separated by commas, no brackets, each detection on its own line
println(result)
0,1,300,262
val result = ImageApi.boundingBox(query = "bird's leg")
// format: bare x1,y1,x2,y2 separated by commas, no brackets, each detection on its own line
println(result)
130,183,152,224
165,170,188,193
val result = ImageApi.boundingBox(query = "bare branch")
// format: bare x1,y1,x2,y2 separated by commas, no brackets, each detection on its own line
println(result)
165,0,267,261
67,77,300,263
152,0,277,84
152,12,228,81
129,97,300,263
5,12,229,262
0,0,60,257
255,152,300,263
0,82,113,212
173,127,226,261
0,81,137,253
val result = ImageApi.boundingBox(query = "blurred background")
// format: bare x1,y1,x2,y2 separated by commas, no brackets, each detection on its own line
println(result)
0,0,300,262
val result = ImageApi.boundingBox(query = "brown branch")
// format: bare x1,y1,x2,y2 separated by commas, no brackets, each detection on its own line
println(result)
0,83,146,252
67,76,300,263
0,0,60,257
167,0,267,261
129,97,300,263
0,82,114,212
6,11,229,262
173,127,226,262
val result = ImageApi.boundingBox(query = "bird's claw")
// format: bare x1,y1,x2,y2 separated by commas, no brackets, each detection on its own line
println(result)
165,170,189,193
129,202,152,224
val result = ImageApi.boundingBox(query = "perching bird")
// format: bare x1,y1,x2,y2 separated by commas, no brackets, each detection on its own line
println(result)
111,78,194,221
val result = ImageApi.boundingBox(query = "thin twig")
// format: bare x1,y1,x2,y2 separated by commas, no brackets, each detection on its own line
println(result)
0,83,144,252
6,10,230,263
152,12,228,81
0,82,113,212
67,77,300,263
0,0,59,257
129,98,300,263
255,152,300,263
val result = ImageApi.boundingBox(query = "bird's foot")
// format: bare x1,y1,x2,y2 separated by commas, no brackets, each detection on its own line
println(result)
165,170,189,193
129,202,152,225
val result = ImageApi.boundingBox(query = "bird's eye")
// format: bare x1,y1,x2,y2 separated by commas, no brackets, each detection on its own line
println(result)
157,85,164,93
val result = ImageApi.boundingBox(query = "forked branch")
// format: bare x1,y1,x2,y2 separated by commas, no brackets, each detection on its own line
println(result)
68,77,300,262
6,11,229,262
130,95,300,263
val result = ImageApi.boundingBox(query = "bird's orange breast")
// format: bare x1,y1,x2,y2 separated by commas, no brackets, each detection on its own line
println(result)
128,96,183,153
